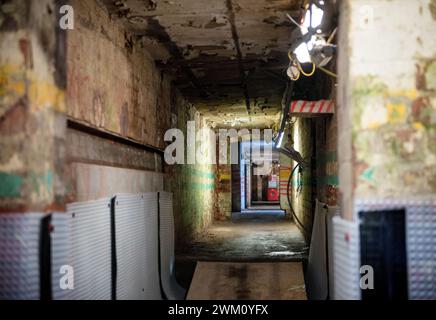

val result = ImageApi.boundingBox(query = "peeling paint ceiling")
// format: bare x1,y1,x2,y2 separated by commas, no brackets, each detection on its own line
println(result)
102,0,306,128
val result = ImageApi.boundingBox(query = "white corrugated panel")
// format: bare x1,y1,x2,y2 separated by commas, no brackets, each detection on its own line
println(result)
332,216,361,300
158,192,186,300
114,193,161,300
327,206,340,299
0,213,43,300
143,193,162,300
64,198,112,300
355,198,436,299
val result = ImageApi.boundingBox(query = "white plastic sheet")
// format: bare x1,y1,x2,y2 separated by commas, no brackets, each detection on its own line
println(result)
158,192,186,300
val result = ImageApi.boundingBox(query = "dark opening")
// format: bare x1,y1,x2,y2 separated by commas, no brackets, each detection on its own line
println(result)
359,209,408,300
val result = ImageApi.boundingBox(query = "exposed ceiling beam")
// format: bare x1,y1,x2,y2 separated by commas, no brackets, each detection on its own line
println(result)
225,0,250,114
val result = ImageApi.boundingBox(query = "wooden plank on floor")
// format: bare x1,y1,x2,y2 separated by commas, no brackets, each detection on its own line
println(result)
187,262,307,300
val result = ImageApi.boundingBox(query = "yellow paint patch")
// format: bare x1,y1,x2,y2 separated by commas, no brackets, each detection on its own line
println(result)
0,64,66,112
0,65,26,101
219,173,231,181
413,122,425,130
387,89,419,100
367,122,382,129
279,170,291,180
28,80,66,112
386,102,407,124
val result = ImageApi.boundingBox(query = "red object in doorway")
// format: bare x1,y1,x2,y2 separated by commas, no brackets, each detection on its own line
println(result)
267,188,279,201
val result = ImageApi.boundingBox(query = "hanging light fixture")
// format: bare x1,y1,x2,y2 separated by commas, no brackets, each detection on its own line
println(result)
286,2,325,65
293,42,311,64
303,3,324,30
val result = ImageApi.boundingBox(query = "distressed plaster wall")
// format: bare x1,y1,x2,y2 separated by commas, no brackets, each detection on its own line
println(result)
164,94,216,249
0,0,67,212
314,114,339,207
65,0,217,245
290,117,314,241
67,0,171,150
338,0,436,220
66,127,164,202
215,162,232,220
63,0,173,203
214,139,232,220
1,0,218,247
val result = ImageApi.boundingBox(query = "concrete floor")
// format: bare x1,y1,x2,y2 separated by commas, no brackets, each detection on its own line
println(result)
186,262,307,300
175,209,308,289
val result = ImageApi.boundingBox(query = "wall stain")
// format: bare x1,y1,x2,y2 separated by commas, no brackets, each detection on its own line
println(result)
429,0,436,20
120,102,129,136
425,61,436,91
18,38,33,69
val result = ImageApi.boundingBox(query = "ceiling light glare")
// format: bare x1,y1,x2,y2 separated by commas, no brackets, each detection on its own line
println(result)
303,4,324,29
276,131,284,148
307,35,317,51
294,42,311,63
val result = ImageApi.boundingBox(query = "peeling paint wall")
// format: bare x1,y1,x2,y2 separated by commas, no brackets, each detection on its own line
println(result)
288,117,314,241
279,112,337,240
164,94,216,249
66,127,164,202
338,0,436,219
0,0,67,212
315,113,339,207
215,162,232,220
1,0,217,247
67,0,170,149
63,0,173,203
213,138,232,220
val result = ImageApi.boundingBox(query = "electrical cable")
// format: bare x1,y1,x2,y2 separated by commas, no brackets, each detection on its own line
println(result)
327,27,337,44
286,13,301,28
318,65,337,78
297,60,316,77
289,49,316,78
286,163,310,234
287,49,295,61
315,28,338,79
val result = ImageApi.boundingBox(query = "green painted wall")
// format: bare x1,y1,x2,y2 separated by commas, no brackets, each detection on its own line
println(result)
164,98,216,249
0,172,23,198
290,118,314,242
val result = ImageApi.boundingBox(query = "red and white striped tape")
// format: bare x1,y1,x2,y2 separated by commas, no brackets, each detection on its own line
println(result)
289,100,335,114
